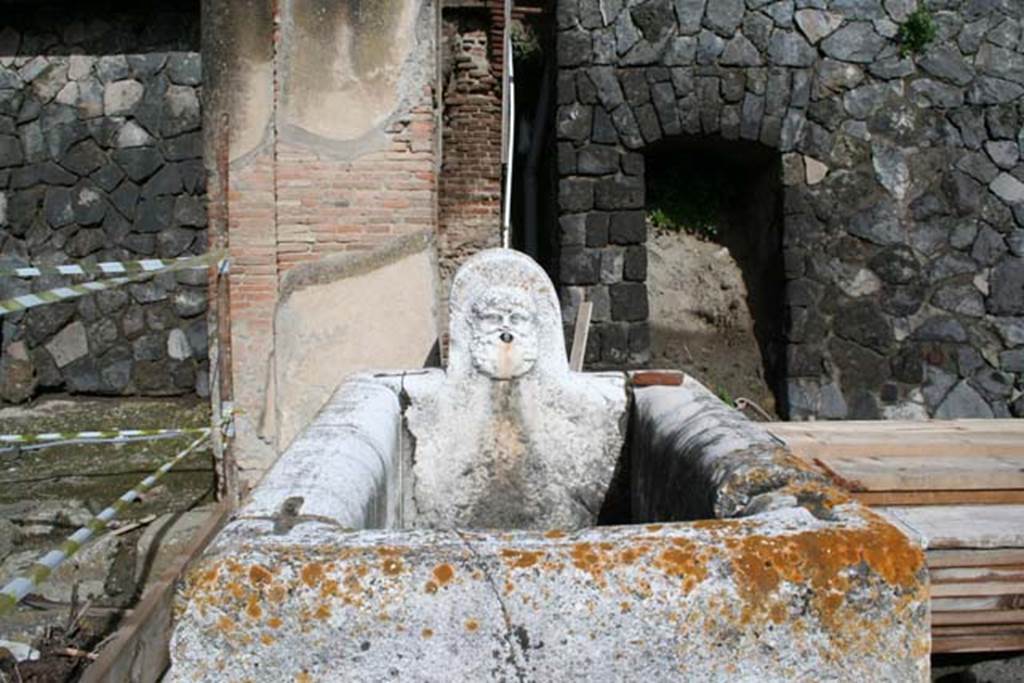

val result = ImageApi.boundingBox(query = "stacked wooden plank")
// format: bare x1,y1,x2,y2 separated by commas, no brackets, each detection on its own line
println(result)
766,419,1024,654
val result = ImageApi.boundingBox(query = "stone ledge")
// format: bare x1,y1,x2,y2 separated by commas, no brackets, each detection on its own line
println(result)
169,504,928,681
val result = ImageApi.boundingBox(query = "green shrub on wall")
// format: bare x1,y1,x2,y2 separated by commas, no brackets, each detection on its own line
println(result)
898,8,936,56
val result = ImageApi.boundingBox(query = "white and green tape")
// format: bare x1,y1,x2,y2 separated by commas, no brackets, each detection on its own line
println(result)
0,256,212,279
0,430,212,617
0,427,213,453
0,250,225,318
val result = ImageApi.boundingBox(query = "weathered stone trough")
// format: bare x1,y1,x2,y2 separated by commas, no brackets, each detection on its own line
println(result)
169,251,929,681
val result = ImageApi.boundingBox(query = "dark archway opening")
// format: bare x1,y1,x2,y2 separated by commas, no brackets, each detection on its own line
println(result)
644,136,785,416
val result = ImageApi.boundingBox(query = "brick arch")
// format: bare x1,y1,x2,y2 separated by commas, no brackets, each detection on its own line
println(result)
555,0,1024,420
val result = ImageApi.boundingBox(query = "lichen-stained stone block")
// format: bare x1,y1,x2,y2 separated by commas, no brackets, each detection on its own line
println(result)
169,504,928,682
170,249,928,680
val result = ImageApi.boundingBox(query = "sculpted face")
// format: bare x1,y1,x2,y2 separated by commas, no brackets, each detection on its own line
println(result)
468,288,539,380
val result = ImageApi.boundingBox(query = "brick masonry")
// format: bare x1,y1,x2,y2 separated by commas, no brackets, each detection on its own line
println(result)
438,11,504,290
205,0,441,477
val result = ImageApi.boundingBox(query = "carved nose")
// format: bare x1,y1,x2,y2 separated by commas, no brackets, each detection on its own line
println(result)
500,331,514,344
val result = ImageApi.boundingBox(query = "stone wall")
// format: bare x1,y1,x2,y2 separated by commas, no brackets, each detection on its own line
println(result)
556,0,1024,419
0,4,208,402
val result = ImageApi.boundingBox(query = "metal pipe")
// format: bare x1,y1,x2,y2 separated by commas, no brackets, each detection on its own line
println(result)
502,33,515,249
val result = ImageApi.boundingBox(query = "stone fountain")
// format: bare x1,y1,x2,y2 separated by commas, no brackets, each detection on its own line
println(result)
169,250,928,681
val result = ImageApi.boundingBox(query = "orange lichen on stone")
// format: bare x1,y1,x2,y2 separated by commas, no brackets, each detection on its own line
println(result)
268,584,287,603
422,628,434,638
320,579,340,598
246,595,263,620
249,564,273,585
544,530,566,539
568,542,614,587
465,619,479,632
433,564,455,585
267,616,283,629
201,564,221,586
295,672,312,683
646,524,664,532
726,512,924,635
228,581,246,600
424,581,438,594
260,633,275,646
500,549,544,569
217,615,235,633
381,557,404,576
653,542,708,591
315,604,331,620
301,563,324,587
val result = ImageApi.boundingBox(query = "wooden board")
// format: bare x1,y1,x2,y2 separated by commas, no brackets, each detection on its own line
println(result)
767,419,1024,436
932,610,1024,626
767,420,1024,460
931,581,1024,598
928,548,1024,568
932,633,1024,654
855,490,1024,506
931,566,1024,584
933,595,1024,612
81,502,232,683
809,454,1024,492
877,506,1024,549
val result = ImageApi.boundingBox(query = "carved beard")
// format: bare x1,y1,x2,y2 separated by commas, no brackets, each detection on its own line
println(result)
468,292,539,380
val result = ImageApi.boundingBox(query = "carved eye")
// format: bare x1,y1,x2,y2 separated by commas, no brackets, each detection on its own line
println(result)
479,312,503,325
509,312,530,326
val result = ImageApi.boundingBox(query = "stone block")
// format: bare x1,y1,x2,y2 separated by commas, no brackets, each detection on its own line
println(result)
609,282,648,321
45,321,88,368
559,177,595,212
595,175,643,210
560,246,601,284
608,210,645,244
585,212,609,247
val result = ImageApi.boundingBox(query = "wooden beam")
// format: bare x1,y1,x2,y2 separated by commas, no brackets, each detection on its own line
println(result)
855,490,1024,506
81,503,232,683
932,633,1024,654
932,610,1024,626
568,301,593,372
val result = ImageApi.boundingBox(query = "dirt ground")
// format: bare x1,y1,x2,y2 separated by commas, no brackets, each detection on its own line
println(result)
647,225,779,418
0,396,214,682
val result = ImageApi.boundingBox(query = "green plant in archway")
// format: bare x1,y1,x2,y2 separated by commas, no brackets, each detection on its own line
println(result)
898,9,936,57
646,170,724,240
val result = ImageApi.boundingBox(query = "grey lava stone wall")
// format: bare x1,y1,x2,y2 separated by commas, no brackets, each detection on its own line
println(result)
556,0,1024,419
0,5,209,402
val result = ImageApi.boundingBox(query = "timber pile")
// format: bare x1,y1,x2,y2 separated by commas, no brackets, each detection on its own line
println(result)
766,419,1024,654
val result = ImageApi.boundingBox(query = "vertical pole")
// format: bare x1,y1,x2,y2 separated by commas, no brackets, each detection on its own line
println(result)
207,110,238,505
500,0,513,248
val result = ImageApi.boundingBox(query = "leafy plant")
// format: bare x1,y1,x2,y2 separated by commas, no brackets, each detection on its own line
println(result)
715,384,734,406
645,170,724,240
898,8,936,57
510,19,541,64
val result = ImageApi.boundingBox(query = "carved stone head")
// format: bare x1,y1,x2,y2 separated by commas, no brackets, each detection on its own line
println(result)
447,249,569,382
468,287,539,379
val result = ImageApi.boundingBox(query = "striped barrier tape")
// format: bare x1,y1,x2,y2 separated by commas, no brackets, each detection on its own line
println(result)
0,250,226,318
0,429,213,617
0,427,213,453
0,256,214,279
